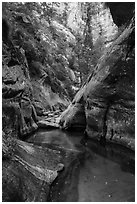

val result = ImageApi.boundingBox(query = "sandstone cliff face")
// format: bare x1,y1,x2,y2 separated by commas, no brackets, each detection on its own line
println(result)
2,4,76,138
2,4,83,201
60,4,135,150
2,63,38,138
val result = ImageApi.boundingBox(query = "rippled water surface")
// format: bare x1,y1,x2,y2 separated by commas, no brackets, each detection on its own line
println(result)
27,129,135,202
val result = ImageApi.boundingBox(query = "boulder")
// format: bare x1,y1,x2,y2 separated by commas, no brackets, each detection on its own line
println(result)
2,136,64,202
60,101,86,130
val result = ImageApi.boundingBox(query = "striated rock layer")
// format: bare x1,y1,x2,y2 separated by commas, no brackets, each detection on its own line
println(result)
60,4,135,150
2,130,84,202
2,133,64,202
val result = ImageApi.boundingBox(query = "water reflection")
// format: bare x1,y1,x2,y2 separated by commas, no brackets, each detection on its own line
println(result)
27,129,135,202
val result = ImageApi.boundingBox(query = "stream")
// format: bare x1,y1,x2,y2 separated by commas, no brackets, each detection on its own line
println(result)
27,129,135,202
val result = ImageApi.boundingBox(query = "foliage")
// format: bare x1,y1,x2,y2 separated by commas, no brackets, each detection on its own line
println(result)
2,2,118,97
